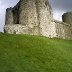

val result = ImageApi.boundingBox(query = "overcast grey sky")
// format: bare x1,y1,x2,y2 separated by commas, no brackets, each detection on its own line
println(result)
0,0,72,32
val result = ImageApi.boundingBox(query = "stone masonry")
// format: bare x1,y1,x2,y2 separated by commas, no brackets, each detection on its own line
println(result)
4,0,72,39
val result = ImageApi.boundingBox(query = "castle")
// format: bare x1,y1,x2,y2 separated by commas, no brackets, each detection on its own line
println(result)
4,0,72,39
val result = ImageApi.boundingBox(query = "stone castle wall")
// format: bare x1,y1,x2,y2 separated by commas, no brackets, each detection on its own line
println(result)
35,0,53,37
12,1,20,24
4,0,52,36
4,0,72,40
4,24,39,35
19,0,40,34
19,0,38,25
5,1,20,24
53,20,72,39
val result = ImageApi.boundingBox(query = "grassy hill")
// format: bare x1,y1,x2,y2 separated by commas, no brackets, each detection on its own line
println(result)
0,32,72,72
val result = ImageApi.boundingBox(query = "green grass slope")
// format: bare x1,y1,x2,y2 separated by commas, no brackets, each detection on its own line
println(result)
0,33,72,72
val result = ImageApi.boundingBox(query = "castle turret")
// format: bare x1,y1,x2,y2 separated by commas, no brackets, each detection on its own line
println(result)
62,12,72,24
5,7,14,25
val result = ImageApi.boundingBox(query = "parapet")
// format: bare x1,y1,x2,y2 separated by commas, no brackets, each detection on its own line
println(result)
62,12,72,24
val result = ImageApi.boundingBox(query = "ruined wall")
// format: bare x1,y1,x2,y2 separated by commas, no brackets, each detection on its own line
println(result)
4,0,53,37
19,0,40,35
19,0,53,36
5,1,20,25
36,0,53,37
53,20,65,39
63,23,72,39
12,1,20,24
53,20,72,39
19,0,39,25
4,24,39,35
62,12,72,24
4,0,72,40
5,7,14,25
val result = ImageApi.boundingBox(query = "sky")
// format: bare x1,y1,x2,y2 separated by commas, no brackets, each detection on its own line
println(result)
0,0,72,32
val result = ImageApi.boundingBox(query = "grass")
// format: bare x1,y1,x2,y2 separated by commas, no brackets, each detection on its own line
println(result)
0,32,72,72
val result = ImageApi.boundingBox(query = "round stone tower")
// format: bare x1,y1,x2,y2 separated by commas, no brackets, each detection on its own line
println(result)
19,0,39,27
62,12,72,24
5,7,14,25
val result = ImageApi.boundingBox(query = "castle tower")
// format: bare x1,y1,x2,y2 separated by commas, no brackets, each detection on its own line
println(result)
5,7,14,25
62,12,72,24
